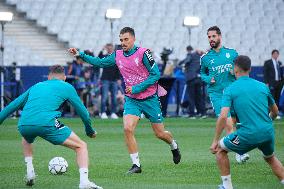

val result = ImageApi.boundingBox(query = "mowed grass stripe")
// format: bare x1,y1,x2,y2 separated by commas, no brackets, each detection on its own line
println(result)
0,118,283,189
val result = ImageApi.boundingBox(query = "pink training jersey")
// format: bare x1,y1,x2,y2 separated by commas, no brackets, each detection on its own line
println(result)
115,47,158,99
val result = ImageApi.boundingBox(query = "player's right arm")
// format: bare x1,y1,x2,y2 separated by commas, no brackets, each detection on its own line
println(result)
267,85,279,119
68,48,116,68
65,84,96,137
200,56,215,84
0,89,30,124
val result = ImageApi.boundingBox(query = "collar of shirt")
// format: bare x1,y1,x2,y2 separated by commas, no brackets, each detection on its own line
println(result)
272,58,278,65
210,46,224,54
237,75,249,80
123,45,138,57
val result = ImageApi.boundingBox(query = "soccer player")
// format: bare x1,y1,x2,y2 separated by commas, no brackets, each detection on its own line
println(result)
200,26,249,163
210,55,284,189
0,65,102,189
68,27,181,174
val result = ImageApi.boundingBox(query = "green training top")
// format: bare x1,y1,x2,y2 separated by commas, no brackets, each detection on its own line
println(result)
222,76,275,143
78,45,160,94
0,79,95,136
200,46,238,94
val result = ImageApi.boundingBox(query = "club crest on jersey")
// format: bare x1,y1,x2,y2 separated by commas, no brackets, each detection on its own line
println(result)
134,57,139,66
226,53,230,58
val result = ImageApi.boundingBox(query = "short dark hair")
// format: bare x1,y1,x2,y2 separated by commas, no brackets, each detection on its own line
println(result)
120,27,135,37
271,49,279,55
234,55,251,72
49,65,65,75
186,45,193,51
207,26,221,35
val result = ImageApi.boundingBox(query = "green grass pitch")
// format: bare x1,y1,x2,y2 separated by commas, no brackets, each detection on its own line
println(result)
0,118,283,189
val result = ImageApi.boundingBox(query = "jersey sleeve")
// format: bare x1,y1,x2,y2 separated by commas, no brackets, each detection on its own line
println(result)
79,51,116,68
200,57,212,84
221,86,233,108
66,85,95,136
0,88,30,124
232,49,239,60
132,49,161,94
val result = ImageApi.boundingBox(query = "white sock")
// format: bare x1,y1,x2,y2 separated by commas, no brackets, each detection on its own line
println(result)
281,179,284,185
130,152,140,167
221,175,233,189
170,140,178,150
79,168,89,184
24,156,34,173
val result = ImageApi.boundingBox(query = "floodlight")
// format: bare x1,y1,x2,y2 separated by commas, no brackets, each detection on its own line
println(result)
106,9,122,19
183,16,200,27
0,12,13,22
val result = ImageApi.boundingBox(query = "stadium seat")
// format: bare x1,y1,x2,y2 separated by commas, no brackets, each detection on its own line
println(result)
3,0,283,66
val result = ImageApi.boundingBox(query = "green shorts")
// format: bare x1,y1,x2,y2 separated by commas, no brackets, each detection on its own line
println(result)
209,93,234,117
220,132,275,158
18,119,72,145
123,95,164,123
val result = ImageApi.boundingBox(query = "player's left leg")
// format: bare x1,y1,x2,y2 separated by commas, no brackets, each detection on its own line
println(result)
141,95,181,164
19,125,38,186
22,138,36,186
62,132,102,189
151,123,181,164
215,148,233,189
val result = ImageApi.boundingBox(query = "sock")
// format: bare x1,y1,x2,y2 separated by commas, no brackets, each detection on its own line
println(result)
221,175,233,189
79,168,89,184
170,140,178,150
130,152,140,167
281,179,284,185
24,156,34,173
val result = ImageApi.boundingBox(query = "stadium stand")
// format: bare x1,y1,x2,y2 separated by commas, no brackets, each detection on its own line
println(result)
1,0,283,66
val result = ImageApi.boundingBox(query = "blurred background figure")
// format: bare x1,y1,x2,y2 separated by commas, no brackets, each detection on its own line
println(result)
263,49,283,111
80,67,100,117
179,45,206,118
98,43,121,119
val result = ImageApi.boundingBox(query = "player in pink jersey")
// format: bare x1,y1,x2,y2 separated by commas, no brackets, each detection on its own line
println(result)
69,27,181,174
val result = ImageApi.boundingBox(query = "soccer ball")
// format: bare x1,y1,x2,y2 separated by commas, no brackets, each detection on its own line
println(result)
48,157,68,175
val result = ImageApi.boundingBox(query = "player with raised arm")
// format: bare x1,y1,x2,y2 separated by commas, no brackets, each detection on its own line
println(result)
69,27,181,174
0,65,102,189
210,55,284,189
200,26,249,163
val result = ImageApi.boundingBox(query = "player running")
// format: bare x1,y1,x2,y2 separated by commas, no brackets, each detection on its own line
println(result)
210,55,284,189
68,27,181,174
0,65,102,189
200,26,249,163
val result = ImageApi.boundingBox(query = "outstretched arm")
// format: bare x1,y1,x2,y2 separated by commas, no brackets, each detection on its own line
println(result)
66,85,96,137
68,48,116,68
0,89,30,124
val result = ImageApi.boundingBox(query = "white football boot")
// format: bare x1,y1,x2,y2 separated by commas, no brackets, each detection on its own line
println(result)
79,181,103,189
25,169,36,186
235,153,250,163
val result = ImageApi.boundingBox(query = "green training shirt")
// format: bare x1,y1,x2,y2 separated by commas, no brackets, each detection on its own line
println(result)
222,76,275,143
200,46,238,94
0,79,95,136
